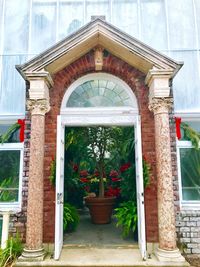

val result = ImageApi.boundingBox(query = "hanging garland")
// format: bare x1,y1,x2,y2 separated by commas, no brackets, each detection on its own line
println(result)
0,120,25,143
181,122,200,150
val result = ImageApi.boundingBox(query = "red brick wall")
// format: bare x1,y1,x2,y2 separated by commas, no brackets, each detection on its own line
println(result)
42,50,158,243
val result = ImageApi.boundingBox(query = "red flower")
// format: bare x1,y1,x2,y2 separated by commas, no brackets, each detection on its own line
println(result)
80,178,89,183
105,187,121,197
80,170,88,177
109,170,119,177
120,163,131,172
94,170,100,177
73,164,79,172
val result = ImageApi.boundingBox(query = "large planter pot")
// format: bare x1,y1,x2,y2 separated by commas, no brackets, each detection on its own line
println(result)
85,196,116,224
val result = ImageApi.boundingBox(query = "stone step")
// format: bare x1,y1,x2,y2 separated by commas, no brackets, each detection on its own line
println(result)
15,248,190,267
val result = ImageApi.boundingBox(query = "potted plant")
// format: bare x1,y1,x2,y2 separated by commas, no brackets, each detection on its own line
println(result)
83,127,117,224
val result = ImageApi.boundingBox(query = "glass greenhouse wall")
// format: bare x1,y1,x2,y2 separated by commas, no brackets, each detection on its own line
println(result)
0,0,200,115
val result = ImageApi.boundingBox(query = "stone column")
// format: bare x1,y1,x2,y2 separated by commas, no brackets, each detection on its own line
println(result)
149,97,185,262
20,99,50,261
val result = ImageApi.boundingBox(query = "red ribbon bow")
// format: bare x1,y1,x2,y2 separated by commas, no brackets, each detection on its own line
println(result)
175,117,182,140
17,119,25,142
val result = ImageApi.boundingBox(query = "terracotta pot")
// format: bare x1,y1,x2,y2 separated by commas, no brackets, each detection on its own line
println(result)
85,196,116,224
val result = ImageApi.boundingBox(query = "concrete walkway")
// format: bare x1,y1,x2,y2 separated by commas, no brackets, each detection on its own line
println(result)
64,209,137,247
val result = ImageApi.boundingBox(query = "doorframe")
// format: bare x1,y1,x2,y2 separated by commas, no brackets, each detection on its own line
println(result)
54,110,146,260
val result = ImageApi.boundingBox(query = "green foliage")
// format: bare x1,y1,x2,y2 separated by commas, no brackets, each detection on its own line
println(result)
0,233,23,267
0,177,18,202
49,159,56,186
114,201,137,238
0,123,20,143
63,203,80,233
120,166,136,201
181,122,200,149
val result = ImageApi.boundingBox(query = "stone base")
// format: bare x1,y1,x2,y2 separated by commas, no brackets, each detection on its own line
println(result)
155,247,187,263
18,247,46,262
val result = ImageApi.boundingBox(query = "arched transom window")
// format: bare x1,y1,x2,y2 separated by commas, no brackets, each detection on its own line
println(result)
65,74,137,109
62,73,138,112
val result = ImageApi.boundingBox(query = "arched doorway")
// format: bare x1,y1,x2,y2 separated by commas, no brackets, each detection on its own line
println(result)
55,73,146,260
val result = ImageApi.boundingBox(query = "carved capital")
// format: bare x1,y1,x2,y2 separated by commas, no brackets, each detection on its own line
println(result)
27,99,50,115
149,97,173,114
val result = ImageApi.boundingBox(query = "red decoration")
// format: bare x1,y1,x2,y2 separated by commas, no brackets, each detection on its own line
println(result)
17,119,25,142
175,117,182,140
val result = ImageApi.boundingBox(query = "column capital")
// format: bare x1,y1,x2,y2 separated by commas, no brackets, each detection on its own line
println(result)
148,97,173,114
27,99,50,116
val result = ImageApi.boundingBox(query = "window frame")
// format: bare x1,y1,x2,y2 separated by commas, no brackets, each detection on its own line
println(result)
0,142,23,212
176,115,200,209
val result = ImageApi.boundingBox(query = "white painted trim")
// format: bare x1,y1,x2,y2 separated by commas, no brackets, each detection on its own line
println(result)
1,212,10,249
174,111,200,118
177,140,200,209
0,143,24,212
61,73,138,111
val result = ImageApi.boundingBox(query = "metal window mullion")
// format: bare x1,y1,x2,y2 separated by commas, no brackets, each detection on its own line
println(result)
137,0,141,40
164,0,170,53
56,0,59,42
28,0,33,58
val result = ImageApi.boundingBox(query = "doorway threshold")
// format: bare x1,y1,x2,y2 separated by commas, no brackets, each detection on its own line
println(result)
15,247,190,267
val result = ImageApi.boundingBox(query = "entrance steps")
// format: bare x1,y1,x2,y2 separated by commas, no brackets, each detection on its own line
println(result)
15,247,190,267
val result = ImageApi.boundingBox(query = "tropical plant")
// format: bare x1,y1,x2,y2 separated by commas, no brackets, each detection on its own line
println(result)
63,203,80,232
0,233,23,267
114,201,137,238
0,123,20,143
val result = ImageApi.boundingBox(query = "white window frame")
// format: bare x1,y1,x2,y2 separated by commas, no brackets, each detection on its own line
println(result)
176,114,200,210
0,142,23,212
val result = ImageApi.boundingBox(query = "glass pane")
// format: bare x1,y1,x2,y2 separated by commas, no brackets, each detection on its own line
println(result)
86,0,110,23
3,0,29,54
112,0,138,38
167,0,196,49
31,0,56,54
180,148,200,201
0,0,3,53
140,0,167,50
0,124,20,143
0,55,26,115
58,0,84,40
66,79,134,107
0,150,20,202
171,51,200,112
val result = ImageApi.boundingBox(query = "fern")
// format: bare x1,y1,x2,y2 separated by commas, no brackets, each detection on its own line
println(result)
63,203,80,232
114,201,137,238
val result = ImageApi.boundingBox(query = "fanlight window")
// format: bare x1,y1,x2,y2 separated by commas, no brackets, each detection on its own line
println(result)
66,79,134,107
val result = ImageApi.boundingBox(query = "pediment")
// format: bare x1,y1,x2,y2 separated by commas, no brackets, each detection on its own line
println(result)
17,18,183,81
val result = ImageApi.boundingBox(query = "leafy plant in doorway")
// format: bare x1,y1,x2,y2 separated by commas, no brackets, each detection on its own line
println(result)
114,201,138,239
63,203,80,233
0,232,23,267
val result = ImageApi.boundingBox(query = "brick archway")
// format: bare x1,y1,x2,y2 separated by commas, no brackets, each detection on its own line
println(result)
43,51,158,243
